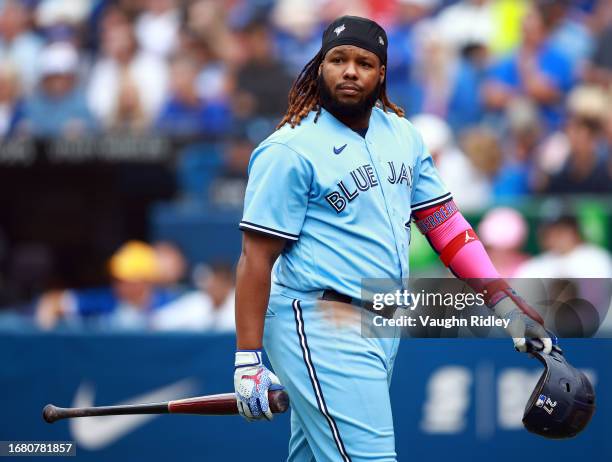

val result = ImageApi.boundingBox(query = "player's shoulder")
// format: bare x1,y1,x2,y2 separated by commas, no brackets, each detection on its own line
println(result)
247,117,319,174
264,123,310,148
257,111,323,159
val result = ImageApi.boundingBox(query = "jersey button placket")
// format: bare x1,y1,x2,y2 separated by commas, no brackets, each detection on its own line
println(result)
363,138,405,277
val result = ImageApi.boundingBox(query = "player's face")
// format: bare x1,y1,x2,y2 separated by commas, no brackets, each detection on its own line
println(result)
318,45,385,118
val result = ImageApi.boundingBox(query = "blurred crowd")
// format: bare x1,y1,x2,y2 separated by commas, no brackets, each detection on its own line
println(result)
1,0,612,331
0,0,610,204
0,202,589,332
34,240,237,331
477,204,612,277
18,206,612,332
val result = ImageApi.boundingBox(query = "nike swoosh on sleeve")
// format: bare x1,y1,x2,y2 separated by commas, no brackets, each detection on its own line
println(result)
69,378,197,450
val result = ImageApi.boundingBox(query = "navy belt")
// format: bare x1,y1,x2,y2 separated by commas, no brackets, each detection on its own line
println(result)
320,289,353,304
320,289,395,318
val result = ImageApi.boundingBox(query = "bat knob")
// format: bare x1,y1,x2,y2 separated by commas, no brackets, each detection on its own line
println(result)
43,404,60,424
269,389,290,414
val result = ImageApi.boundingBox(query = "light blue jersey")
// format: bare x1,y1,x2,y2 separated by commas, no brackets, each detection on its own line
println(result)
241,106,450,299
240,106,450,462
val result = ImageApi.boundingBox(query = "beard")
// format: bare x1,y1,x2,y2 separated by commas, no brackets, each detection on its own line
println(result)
318,74,381,120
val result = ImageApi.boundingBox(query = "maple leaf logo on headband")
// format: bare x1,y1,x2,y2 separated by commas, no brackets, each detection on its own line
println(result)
334,24,346,36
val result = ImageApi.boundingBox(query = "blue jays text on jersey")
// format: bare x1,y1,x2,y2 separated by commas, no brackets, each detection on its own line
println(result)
240,106,450,300
324,160,414,213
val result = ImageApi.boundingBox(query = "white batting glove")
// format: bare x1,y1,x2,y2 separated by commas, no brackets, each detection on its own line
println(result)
489,288,553,354
234,350,282,421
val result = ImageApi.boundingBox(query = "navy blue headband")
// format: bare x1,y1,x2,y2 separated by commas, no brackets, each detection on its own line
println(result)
321,16,388,65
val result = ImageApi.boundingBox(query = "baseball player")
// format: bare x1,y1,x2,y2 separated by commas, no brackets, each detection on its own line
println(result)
233,16,552,462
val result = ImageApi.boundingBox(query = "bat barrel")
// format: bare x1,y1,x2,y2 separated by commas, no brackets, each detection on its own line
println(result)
168,392,237,415
168,389,290,415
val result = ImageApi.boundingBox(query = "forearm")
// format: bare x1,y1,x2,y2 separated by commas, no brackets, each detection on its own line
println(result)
235,252,273,350
233,233,286,421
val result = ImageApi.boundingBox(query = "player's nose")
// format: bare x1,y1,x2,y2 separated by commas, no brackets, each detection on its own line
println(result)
342,61,359,80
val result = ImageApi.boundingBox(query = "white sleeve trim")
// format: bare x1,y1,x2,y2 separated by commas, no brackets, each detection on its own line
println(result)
239,221,299,241
411,193,452,211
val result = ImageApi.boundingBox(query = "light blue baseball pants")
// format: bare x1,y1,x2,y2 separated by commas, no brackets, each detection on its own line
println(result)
263,288,401,462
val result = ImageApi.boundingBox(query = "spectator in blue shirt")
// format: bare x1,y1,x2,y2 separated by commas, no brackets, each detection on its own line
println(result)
384,0,440,112
483,7,574,132
156,54,231,137
19,42,96,137
492,98,542,199
536,0,593,72
270,0,323,76
447,43,488,134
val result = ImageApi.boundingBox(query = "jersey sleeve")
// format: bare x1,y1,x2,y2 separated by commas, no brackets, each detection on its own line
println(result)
239,142,312,241
410,129,452,212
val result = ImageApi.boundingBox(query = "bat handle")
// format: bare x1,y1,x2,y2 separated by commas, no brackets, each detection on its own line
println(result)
43,401,168,423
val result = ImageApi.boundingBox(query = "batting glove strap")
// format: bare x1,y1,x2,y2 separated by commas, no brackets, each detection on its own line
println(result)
235,350,263,368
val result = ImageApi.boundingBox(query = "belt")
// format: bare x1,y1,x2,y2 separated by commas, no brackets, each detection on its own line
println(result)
320,289,352,304
320,289,396,318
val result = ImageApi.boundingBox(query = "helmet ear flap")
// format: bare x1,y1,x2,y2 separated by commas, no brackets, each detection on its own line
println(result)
522,349,595,439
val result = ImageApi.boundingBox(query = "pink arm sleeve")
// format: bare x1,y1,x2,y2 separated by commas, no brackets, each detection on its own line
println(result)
414,201,545,320
413,201,499,279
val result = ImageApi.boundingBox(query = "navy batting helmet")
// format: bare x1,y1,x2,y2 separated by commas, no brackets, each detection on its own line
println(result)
523,343,595,439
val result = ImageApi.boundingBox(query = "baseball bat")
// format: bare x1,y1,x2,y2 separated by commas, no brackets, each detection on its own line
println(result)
42,389,289,423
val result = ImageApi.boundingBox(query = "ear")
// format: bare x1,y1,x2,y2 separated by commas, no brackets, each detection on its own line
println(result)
318,62,323,76
379,64,386,84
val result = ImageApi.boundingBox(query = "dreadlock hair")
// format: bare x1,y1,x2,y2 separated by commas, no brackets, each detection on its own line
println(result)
277,50,405,130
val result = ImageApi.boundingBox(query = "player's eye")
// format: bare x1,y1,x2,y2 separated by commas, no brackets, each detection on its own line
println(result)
331,56,343,63
361,61,373,68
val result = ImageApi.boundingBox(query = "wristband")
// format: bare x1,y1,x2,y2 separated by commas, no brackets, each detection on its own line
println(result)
235,350,262,368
